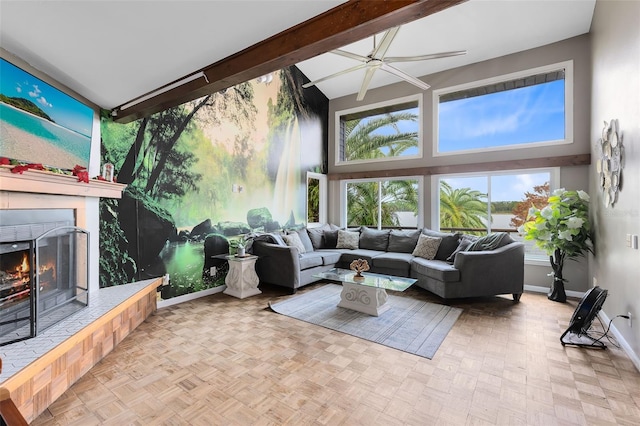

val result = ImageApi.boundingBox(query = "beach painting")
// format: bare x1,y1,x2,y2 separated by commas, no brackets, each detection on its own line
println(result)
0,58,94,170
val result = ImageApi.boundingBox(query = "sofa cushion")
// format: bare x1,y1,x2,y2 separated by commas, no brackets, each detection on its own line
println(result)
371,252,414,275
411,258,460,282
337,249,384,265
307,224,330,249
323,230,339,248
467,232,513,251
387,229,421,253
422,229,461,260
283,233,306,254
412,234,441,260
337,230,359,249
298,252,323,270
293,229,314,253
316,250,342,265
359,227,390,251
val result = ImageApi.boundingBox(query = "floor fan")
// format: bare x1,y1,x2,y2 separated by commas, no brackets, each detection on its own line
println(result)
560,286,608,349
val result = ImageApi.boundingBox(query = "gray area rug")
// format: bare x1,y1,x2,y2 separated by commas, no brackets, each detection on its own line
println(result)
269,284,462,359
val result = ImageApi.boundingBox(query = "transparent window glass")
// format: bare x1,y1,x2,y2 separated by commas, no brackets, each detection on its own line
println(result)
438,171,552,260
340,100,419,163
346,178,420,229
438,69,566,153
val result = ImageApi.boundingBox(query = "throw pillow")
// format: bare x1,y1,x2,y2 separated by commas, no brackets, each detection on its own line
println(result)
307,224,331,249
387,229,421,253
422,229,461,260
467,232,513,251
446,236,475,263
336,230,359,249
359,227,390,251
294,229,314,253
282,232,306,254
412,234,442,260
323,230,339,248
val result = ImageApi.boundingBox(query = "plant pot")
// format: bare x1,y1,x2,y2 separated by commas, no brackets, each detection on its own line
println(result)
237,247,246,257
548,274,567,303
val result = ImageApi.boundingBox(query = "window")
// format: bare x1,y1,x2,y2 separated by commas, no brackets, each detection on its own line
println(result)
336,95,422,165
434,61,573,155
342,177,422,229
306,172,327,227
433,168,559,261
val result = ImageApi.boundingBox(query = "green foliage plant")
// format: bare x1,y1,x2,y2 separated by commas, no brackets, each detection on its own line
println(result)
518,188,592,301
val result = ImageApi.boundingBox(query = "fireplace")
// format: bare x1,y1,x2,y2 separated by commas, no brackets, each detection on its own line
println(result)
0,209,89,346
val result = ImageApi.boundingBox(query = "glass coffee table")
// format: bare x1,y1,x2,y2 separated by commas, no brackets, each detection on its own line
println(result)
313,268,416,316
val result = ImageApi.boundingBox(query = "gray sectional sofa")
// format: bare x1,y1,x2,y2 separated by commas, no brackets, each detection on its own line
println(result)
251,225,524,301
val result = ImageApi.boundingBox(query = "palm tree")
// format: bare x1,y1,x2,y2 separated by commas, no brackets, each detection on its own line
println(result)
344,112,418,161
347,179,418,227
439,181,489,234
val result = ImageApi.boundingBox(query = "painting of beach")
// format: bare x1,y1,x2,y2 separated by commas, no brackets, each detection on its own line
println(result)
0,58,94,170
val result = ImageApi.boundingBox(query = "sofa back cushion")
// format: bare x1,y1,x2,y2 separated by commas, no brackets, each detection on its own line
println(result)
359,227,390,251
422,229,460,261
306,224,339,249
292,229,314,253
387,229,421,253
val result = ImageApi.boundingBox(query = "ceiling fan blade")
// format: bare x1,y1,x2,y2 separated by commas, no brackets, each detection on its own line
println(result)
332,49,369,62
302,63,369,88
380,63,430,91
372,26,400,58
385,50,467,63
357,66,378,101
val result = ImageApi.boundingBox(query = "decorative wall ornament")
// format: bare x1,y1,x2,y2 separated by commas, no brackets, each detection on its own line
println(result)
596,119,623,207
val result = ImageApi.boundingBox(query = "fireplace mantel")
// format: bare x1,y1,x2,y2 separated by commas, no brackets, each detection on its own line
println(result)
0,166,126,199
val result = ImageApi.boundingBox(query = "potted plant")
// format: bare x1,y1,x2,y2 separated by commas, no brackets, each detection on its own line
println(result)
230,235,250,257
518,188,593,302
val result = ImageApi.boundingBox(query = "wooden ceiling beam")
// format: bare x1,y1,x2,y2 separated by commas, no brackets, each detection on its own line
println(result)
112,0,467,123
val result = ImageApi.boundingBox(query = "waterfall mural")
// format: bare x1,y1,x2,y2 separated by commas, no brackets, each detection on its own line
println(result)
99,66,327,299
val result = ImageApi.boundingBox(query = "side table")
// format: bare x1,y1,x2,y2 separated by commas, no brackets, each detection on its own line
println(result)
221,254,261,299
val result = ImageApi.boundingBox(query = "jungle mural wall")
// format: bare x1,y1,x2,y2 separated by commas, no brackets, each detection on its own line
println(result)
99,66,327,299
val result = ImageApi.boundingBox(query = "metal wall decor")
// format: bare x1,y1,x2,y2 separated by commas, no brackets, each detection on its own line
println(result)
596,119,623,207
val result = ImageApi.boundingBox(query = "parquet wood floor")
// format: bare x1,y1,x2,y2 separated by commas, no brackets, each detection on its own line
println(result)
32,283,640,425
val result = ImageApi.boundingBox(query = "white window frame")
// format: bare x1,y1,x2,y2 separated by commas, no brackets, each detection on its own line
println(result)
306,172,327,228
334,94,423,167
431,167,560,264
340,176,424,229
432,60,574,157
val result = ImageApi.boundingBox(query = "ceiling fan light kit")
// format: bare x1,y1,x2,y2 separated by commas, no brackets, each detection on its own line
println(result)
303,26,466,101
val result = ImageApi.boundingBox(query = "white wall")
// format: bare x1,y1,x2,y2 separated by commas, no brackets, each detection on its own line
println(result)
590,0,640,366
327,35,592,291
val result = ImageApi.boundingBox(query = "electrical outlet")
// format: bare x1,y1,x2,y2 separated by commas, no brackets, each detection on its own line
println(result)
629,312,633,328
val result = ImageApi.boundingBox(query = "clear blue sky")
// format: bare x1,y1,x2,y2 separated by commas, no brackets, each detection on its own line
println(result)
1,58,94,138
439,80,565,152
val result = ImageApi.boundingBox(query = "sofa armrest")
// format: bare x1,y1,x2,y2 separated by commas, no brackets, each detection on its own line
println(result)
453,242,525,292
253,241,300,288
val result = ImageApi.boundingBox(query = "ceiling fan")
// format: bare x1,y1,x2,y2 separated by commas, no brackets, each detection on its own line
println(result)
302,26,466,101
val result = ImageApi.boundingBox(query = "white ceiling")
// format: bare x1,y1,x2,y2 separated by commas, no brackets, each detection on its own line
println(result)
0,0,595,111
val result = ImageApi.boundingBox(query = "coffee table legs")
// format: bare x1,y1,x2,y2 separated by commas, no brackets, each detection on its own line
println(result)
338,281,389,316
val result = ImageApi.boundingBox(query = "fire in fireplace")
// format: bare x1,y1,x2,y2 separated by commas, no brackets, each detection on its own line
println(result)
0,210,89,346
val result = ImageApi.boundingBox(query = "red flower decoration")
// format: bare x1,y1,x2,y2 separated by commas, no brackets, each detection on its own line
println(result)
72,165,89,183
10,165,29,174
26,163,45,171
0,157,10,165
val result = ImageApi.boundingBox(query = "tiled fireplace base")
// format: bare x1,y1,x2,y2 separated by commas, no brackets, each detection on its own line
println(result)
0,278,162,423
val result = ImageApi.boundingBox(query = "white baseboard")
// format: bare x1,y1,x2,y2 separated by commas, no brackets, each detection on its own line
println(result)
157,285,226,309
598,310,640,373
524,284,585,299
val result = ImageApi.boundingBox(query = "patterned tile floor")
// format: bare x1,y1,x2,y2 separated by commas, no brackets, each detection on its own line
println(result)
31,283,640,425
